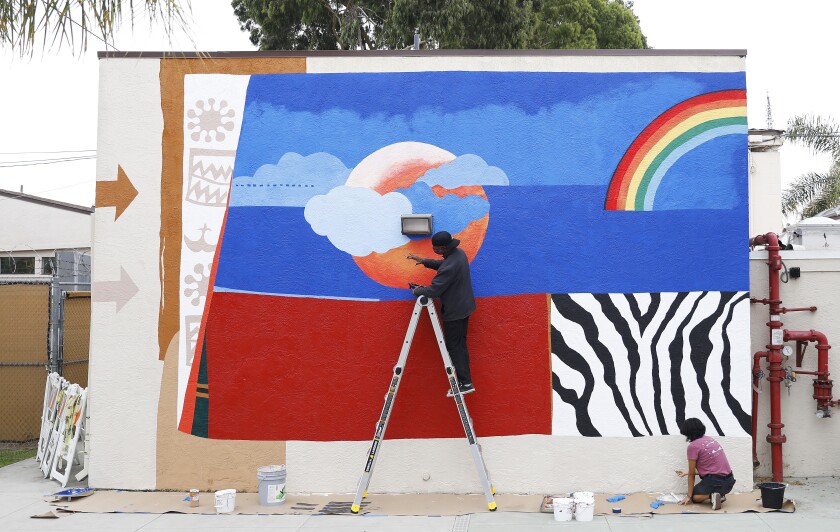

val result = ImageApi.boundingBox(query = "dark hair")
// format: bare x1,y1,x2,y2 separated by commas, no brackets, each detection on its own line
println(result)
680,418,706,442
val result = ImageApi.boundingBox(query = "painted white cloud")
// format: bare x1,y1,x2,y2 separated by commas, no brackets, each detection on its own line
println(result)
304,186,411,256
230,152,350,207
419,154,509,188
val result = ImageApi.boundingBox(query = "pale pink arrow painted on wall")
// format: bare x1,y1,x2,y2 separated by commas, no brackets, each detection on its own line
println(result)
93,267,138,312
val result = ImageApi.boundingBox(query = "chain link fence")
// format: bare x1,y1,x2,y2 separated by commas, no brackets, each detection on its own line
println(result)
60,291,90,388
0,279,52,443
0,266,90,466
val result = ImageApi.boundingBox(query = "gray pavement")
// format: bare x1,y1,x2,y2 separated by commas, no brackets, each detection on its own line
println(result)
1,459,837,531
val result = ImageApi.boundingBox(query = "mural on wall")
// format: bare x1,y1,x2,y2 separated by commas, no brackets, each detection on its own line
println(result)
551,291,750,437
177,75,251,427
174,71,750,441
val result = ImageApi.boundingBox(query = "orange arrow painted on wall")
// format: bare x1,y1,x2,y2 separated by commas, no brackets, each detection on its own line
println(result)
96,165,138,220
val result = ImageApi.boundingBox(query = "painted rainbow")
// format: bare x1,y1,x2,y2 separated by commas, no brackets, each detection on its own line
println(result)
604,89,747,211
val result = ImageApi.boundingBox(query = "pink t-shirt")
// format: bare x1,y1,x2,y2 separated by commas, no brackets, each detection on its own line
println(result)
687,435,731,476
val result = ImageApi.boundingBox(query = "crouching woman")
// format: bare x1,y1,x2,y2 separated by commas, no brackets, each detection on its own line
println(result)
676,417,736,510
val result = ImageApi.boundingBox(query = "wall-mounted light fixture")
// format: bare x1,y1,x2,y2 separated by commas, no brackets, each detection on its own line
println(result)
401,214,433,236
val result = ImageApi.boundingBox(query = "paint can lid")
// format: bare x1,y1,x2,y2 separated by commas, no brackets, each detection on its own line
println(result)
257,465,286,473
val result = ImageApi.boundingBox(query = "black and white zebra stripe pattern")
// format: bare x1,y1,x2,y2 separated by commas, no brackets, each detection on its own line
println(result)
550,291,751,437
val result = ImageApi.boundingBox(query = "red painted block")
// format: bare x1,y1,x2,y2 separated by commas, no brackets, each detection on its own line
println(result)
201,292,551,441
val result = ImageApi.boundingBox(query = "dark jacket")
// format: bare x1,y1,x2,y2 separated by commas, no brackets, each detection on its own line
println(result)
414,247,476,321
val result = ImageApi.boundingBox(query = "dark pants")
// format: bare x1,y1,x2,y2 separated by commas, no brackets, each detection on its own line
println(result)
693,472,736,496
443,317,472,384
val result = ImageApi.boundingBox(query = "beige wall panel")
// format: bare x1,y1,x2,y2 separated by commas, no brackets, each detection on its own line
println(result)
155,334,284,491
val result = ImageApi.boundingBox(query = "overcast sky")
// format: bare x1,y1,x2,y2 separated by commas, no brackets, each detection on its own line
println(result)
1,0,837,207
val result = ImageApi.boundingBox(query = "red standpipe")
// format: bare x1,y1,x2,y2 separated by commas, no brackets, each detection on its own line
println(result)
750,232,835,482
749,233,786,482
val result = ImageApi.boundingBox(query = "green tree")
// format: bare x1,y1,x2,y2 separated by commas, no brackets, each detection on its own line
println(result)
782,115,840,220
231,0,391,50
530,0,646,49
232,0,647,51
383,0,534,50
0,1,188,56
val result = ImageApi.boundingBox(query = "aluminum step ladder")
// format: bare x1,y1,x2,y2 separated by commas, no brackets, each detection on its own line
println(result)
350,295,497,514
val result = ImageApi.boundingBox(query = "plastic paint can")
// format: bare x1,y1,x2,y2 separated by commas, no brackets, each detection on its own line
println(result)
257,465,287,506
214,489,236,514
573,494,595,522
757,482,786,509
552,497,574,521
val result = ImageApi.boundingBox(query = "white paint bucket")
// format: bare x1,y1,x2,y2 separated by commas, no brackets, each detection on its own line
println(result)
573,496,595,522
573,491,595,500
257,465,287,506
552,497,574,521
214,489,236,514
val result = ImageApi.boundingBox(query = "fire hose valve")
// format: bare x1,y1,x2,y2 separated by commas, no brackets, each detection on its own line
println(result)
784,367,796,396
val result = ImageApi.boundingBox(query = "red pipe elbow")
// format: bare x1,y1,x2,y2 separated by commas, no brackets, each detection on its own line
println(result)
784,329,831,378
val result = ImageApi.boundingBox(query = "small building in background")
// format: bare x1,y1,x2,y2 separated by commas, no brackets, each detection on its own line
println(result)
0,188,93,277
784,216,840,249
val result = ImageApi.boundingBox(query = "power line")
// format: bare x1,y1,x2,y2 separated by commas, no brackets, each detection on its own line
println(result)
0,149,95,155
1,155,96,165
67,17,121,52
0,156,96,168
0,153,96,164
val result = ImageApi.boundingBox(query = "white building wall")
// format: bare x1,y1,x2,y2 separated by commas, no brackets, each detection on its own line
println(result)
0,200,91,252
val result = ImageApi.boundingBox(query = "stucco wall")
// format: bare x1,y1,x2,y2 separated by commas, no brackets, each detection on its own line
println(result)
750,250,840,477
89,58,163,489
91,51,754,494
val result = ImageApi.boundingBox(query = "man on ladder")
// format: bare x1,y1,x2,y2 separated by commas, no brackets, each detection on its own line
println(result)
350,230,496,514
407,230,476,396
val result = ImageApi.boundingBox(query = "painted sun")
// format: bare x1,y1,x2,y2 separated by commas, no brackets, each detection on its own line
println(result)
346,142,489,289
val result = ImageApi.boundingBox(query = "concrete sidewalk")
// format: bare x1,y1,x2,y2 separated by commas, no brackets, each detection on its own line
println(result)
1,459,837,531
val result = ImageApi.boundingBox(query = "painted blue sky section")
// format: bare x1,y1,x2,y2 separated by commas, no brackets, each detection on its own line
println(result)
216,71,749,300
214,185,748,299
234,71,746,187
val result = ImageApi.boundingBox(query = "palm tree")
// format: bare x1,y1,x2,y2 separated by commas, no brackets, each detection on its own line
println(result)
0,1,188,56
782,114,840,220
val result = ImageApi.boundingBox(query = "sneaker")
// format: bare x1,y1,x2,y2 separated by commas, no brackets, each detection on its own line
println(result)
446,382,476,397
710,492,722,510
